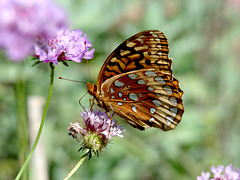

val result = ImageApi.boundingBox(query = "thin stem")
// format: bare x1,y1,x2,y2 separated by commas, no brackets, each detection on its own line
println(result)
15,77,29,180
15,64,55,180
64,151,89,180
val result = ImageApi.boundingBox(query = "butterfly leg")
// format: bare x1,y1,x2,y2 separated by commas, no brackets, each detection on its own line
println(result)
78,91,88,111
106,111,113,140
89,98,98,111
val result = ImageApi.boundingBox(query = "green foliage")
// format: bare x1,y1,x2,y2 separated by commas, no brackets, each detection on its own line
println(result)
0,0,240,179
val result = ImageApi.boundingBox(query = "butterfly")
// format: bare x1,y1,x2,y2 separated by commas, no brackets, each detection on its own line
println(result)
87,30,184,130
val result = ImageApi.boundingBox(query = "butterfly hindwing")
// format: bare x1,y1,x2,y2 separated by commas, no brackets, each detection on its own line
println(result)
100,69,184,130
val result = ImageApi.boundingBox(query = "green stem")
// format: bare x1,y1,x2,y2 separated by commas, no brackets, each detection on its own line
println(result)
64,151,89,180
15,64,55,180
15,78,29,180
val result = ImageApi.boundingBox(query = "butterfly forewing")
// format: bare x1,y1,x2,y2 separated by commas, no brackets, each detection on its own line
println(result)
101,69,184,130
87,30,184,130
97,30,173,94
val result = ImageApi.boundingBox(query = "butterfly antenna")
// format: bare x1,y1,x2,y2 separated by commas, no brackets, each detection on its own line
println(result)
84,40,92,83
58,77,88,110
58,77,87,84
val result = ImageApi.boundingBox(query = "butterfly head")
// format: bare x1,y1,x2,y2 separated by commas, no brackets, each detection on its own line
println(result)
86,82,97,96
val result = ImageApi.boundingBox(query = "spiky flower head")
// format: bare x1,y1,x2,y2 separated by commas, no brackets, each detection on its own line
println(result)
68,110,124,158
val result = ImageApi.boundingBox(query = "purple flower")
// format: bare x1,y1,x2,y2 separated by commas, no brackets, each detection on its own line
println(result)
211,165,224,178
197,171,210,180
197,164,240,180
68,110,124,157
223,164,240,180
33,28,95,65
0,0,67,61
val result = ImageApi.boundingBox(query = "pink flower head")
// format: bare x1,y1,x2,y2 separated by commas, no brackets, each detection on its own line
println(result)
211,165,224,178
197,164,240,180
223,164,240,180
33,28,95,65
197,171,210,180
68,110,124,158
0,0,67,61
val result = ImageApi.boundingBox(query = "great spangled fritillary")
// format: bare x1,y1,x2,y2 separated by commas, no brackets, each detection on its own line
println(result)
87,30,184,130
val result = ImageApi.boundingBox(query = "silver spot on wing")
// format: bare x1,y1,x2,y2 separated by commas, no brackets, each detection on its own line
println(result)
164,86,173,95
145,71,157,77
114,80,125,87
170,107,178,116
118,102,123,106
150,107,156,114
170,97,177,106
166,116,174,125
152,99,162,106
129,93,138,101
128,73,138,80
118,92,123,98
155,76,165,84
110,88,114,93
149,117,155,122
137,79,146,85
148,86,154,91
132,106,137,113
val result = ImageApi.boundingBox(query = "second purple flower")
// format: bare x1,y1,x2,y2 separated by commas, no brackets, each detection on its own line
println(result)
34,28,95,65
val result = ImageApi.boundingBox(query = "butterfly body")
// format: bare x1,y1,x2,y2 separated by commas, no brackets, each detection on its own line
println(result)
87,30,184,130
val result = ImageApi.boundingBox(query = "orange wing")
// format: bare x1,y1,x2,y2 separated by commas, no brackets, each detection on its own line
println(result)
101,69,184,130
96,30,173,94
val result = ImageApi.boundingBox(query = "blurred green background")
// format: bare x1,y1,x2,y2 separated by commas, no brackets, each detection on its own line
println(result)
1,0,240,179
